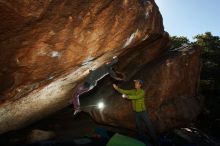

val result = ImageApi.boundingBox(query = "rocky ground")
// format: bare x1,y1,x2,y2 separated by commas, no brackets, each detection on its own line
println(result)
0,106,219,146
0,106,135,146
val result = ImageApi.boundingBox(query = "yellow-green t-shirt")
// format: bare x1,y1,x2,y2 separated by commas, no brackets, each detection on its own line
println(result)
116,88,146,112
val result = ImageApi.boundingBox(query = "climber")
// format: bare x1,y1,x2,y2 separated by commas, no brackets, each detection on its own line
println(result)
72,56,124,116
113,80,158,145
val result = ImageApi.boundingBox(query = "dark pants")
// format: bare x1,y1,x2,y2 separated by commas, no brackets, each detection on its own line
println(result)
72,82,94,110
135,111,158,144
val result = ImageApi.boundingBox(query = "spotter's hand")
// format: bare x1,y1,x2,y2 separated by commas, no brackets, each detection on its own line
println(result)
113,84,118,90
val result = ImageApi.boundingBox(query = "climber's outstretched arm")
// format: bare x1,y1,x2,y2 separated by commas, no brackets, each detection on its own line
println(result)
109,69,125,81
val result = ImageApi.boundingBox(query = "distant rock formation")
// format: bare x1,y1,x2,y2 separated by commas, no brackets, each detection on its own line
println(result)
0,0,202,134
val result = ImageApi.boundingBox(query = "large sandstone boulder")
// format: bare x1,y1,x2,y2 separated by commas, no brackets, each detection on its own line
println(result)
0,0,165,134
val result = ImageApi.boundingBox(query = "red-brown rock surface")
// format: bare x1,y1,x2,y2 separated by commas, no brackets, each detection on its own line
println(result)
0,0,163,100
0,0,202,135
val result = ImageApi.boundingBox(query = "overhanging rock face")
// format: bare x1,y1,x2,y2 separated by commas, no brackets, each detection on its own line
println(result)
0,0,163,100
0,0,202,134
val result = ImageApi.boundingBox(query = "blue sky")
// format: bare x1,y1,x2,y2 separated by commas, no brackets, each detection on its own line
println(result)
155,0,220,41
